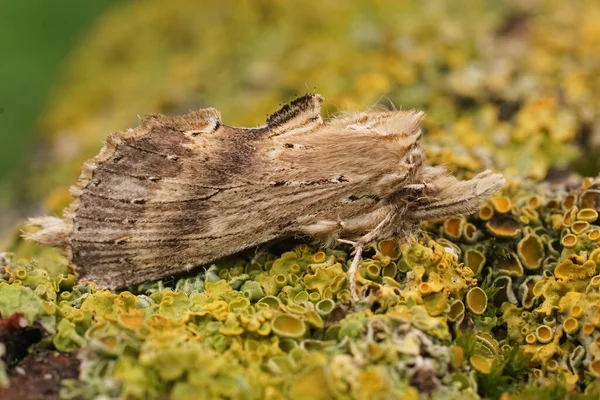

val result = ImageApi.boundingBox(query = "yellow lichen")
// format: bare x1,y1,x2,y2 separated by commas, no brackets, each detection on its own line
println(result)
465,287,487,316
517,234,545,271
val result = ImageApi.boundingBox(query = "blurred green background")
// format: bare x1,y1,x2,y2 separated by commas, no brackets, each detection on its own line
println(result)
0,0,119,227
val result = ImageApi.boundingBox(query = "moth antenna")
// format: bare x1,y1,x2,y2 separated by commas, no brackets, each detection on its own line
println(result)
23,216,71,247
266,94,324,136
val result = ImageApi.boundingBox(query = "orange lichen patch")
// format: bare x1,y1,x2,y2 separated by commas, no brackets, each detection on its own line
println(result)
381,263,397,278
469,354,493,374
580,186,600,210
590,248,600,264
450,345,464,369
525,333,537,344
523,206,540,224
303,310,324,329
523,335,564,367
466,287,487,315
422,291,448,317
396,259,409,273
491,196,512,214
547,360,560,373
478,203,494,221
571,221,590,235
582,178,595,189
117,313,146,330
562,207,578,227
583,323,595,335
521,276,539,309
14,268,27,280
462,223,478,243
486,216,522,238
563,318,579,334
365,263,381,280
547,238,561,256
495,252,524,278
535,325,553,344
557,292,583,315
590,360,600,377
549,214,564,231
313,251,327,263
569,346,586,369
476,332,500,355
532,278,551,298
418,282,432,296
378,239,400,260
562,194,576,210
388,310,413,322
561,234,578,249
571,305,584,319
528,195,541,208
588,229,600,242
577,208,598,223
444,216,465,240
464,249,486,276
517,234,544,271
555,259,596,281
542,315,556,327
590,305,600,326
546,199,561,211
271,314,306,338
447,300,465,322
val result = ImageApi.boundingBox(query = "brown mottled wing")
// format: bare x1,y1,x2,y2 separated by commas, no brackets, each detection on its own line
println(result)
26,94,502,289
28,95,423,288
65,113,305,288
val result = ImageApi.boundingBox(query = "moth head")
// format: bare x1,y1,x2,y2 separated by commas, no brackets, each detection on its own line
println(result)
267,95,428,197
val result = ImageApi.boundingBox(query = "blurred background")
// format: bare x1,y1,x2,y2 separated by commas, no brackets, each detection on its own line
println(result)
1,0,600,241
0,0,120,232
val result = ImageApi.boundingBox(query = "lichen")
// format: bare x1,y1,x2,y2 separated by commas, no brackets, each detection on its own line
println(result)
4,0,600,398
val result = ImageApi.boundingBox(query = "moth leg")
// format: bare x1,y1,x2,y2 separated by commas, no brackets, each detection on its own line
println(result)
249,244,270,266
341,209,398,301
347,245,364,302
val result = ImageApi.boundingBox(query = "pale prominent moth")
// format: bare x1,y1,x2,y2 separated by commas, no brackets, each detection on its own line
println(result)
27,94,504,300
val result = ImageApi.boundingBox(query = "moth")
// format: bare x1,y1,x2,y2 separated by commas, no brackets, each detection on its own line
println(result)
27,94,504,300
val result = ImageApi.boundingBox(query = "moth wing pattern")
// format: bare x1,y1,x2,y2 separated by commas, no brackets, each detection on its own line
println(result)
26,94,504,289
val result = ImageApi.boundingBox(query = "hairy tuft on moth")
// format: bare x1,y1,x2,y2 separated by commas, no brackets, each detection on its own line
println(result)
25,94,505,300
